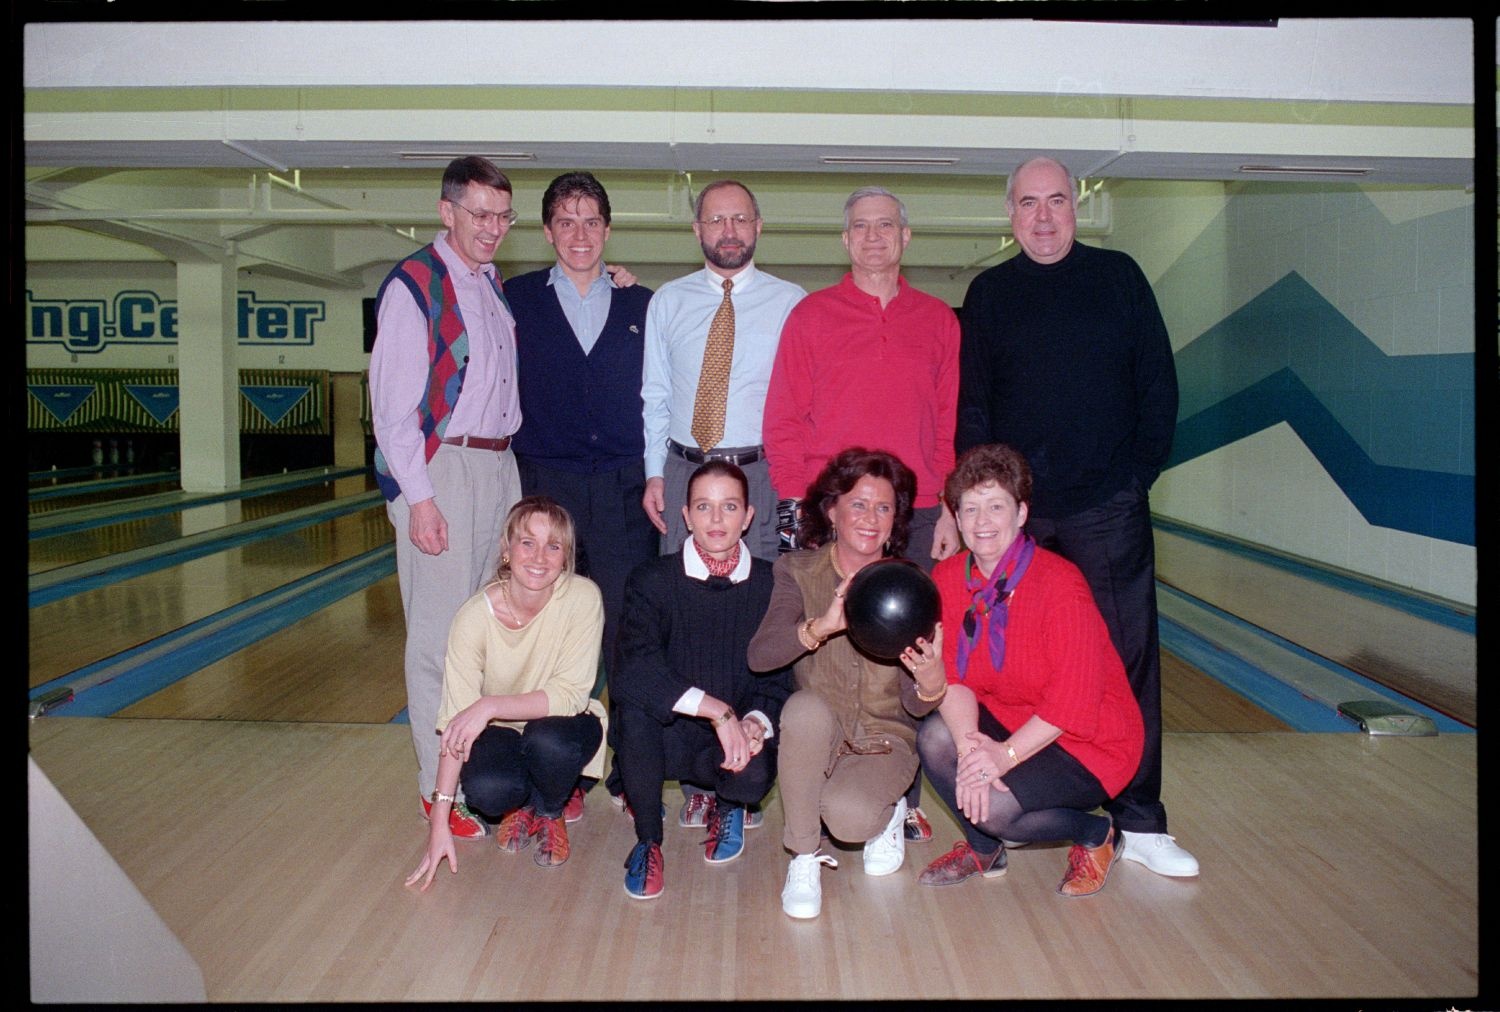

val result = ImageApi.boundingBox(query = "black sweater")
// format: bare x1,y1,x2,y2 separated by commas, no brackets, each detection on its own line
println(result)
612,553,792,727
956,242,1178,517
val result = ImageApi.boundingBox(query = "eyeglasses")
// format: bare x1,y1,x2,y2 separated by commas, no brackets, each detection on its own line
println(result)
697,213,759,229
451,202,519,229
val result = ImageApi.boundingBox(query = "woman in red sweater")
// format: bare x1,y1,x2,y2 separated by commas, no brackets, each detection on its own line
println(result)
901,443,1144,897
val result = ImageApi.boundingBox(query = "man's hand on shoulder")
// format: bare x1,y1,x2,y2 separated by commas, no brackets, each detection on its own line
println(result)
605,264,638,288
408,497,449,556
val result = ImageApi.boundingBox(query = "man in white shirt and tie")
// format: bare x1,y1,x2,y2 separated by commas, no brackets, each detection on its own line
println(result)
640,180,806,561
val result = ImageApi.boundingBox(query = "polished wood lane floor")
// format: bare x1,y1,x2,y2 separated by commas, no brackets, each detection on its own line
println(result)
28,718,1476,1002
117,576,408,724
28,507,393,688
1155,529,1474,724
29,475,374,573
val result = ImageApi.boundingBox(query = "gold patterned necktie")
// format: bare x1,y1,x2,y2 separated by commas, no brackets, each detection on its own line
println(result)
690,277,735,451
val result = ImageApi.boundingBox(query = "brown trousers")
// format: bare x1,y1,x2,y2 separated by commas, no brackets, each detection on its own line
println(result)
777,689,918,855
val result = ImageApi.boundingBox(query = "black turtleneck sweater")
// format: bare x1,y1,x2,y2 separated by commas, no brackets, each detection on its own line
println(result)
956,241,1178,518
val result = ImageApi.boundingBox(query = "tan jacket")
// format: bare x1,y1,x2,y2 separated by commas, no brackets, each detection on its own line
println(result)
747,545,938,775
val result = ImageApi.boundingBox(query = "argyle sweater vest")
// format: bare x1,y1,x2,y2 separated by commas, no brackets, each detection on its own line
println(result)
372,245,511,501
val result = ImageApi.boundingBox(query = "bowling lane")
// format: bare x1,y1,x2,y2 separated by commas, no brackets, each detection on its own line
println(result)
28,474,184,514
29,505,393,688
29,475,375,574
1161,650,1291,732
117,575,408,724
1155,527,1475,725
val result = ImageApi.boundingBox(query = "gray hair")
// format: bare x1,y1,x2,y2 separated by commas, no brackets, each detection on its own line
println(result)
843,186,909,230
1004,157,1077,212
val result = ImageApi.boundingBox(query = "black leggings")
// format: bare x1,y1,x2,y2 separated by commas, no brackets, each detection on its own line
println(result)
917,709,1111,854
460,713,602,820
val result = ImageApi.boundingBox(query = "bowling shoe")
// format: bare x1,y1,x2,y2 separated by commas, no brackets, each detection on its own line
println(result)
678,790,716,827
704,803,746,864
563,786,586,824
1117,831,1200,877
903,805,933,843
624,840,664,900
918,841,1007,886
495,807,539,853
532,815,571,868
1057,824,1119,897
421,795,489,840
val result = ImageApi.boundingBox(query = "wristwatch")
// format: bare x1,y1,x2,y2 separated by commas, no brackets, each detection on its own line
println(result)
431,790,457,805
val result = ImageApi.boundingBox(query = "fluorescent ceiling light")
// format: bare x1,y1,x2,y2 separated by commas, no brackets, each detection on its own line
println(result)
399,151,537,162
1237,164,1371,176
820,156,960,167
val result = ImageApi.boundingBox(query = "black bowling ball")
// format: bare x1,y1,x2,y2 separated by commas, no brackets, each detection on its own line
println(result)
843,559,940,660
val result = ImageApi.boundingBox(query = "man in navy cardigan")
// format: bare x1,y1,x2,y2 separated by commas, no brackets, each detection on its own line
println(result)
508,172,657,813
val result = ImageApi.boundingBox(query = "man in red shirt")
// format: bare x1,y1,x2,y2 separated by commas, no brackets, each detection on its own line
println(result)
763,186,961,841
764,185,960,569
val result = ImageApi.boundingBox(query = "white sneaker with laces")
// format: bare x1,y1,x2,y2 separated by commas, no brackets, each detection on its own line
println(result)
862,797,907,877
782,851,839,919
1118,831,1200,877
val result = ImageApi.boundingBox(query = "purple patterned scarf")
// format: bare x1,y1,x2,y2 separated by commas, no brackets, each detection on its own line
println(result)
955,533,1035,681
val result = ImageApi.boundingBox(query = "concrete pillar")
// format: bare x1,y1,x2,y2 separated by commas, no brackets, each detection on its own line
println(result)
175,254,240,492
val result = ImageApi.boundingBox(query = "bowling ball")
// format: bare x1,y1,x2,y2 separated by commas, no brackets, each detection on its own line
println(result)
843,559,940,660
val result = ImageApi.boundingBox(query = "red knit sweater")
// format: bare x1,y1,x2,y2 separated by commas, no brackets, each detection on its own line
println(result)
934,547,1144,796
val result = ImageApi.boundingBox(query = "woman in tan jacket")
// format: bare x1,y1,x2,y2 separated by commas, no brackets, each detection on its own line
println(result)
749,448,946,919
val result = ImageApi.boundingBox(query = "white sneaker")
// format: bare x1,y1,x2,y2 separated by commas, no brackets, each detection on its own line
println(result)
862,797,907,877
782,851,839,919
1118,831,1200,877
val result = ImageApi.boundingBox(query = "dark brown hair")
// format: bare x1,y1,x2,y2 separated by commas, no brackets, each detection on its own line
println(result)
800,447,916,557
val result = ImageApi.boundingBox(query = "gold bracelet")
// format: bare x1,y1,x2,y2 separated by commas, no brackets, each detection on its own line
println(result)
712,708,738,728
799,619,824,651
1004,743,1020,767
915,681,947,703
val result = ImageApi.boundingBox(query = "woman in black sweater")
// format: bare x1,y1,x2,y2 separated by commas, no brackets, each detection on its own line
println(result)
610,461,793,900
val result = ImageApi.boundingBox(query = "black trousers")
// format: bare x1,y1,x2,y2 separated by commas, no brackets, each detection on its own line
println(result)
1025,480,1165,834
516,456,660,683
460,714,603,821
615,704,777,845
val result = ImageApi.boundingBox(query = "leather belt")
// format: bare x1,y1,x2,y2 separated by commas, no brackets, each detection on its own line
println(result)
440,434,511,451
667,438,762,466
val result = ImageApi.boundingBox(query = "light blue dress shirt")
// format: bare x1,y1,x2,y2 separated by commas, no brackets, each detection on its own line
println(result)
641,262,806,478
545,263,616,355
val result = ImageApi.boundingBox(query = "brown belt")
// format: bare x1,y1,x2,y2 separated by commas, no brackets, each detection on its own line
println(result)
440,434,511,451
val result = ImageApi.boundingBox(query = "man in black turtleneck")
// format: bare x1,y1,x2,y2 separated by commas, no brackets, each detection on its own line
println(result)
955,156,1198,881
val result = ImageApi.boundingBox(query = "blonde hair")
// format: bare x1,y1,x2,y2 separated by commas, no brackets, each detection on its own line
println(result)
497,495,577,579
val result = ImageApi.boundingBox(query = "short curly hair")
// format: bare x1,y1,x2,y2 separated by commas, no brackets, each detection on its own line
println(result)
943,443,1033,512
799,447,917,557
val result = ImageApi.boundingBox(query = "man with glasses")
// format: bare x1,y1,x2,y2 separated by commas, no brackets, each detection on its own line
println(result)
641,179,806,561
371,155,525,841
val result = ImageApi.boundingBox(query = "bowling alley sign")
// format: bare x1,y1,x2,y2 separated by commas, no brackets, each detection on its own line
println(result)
25,289,326,353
